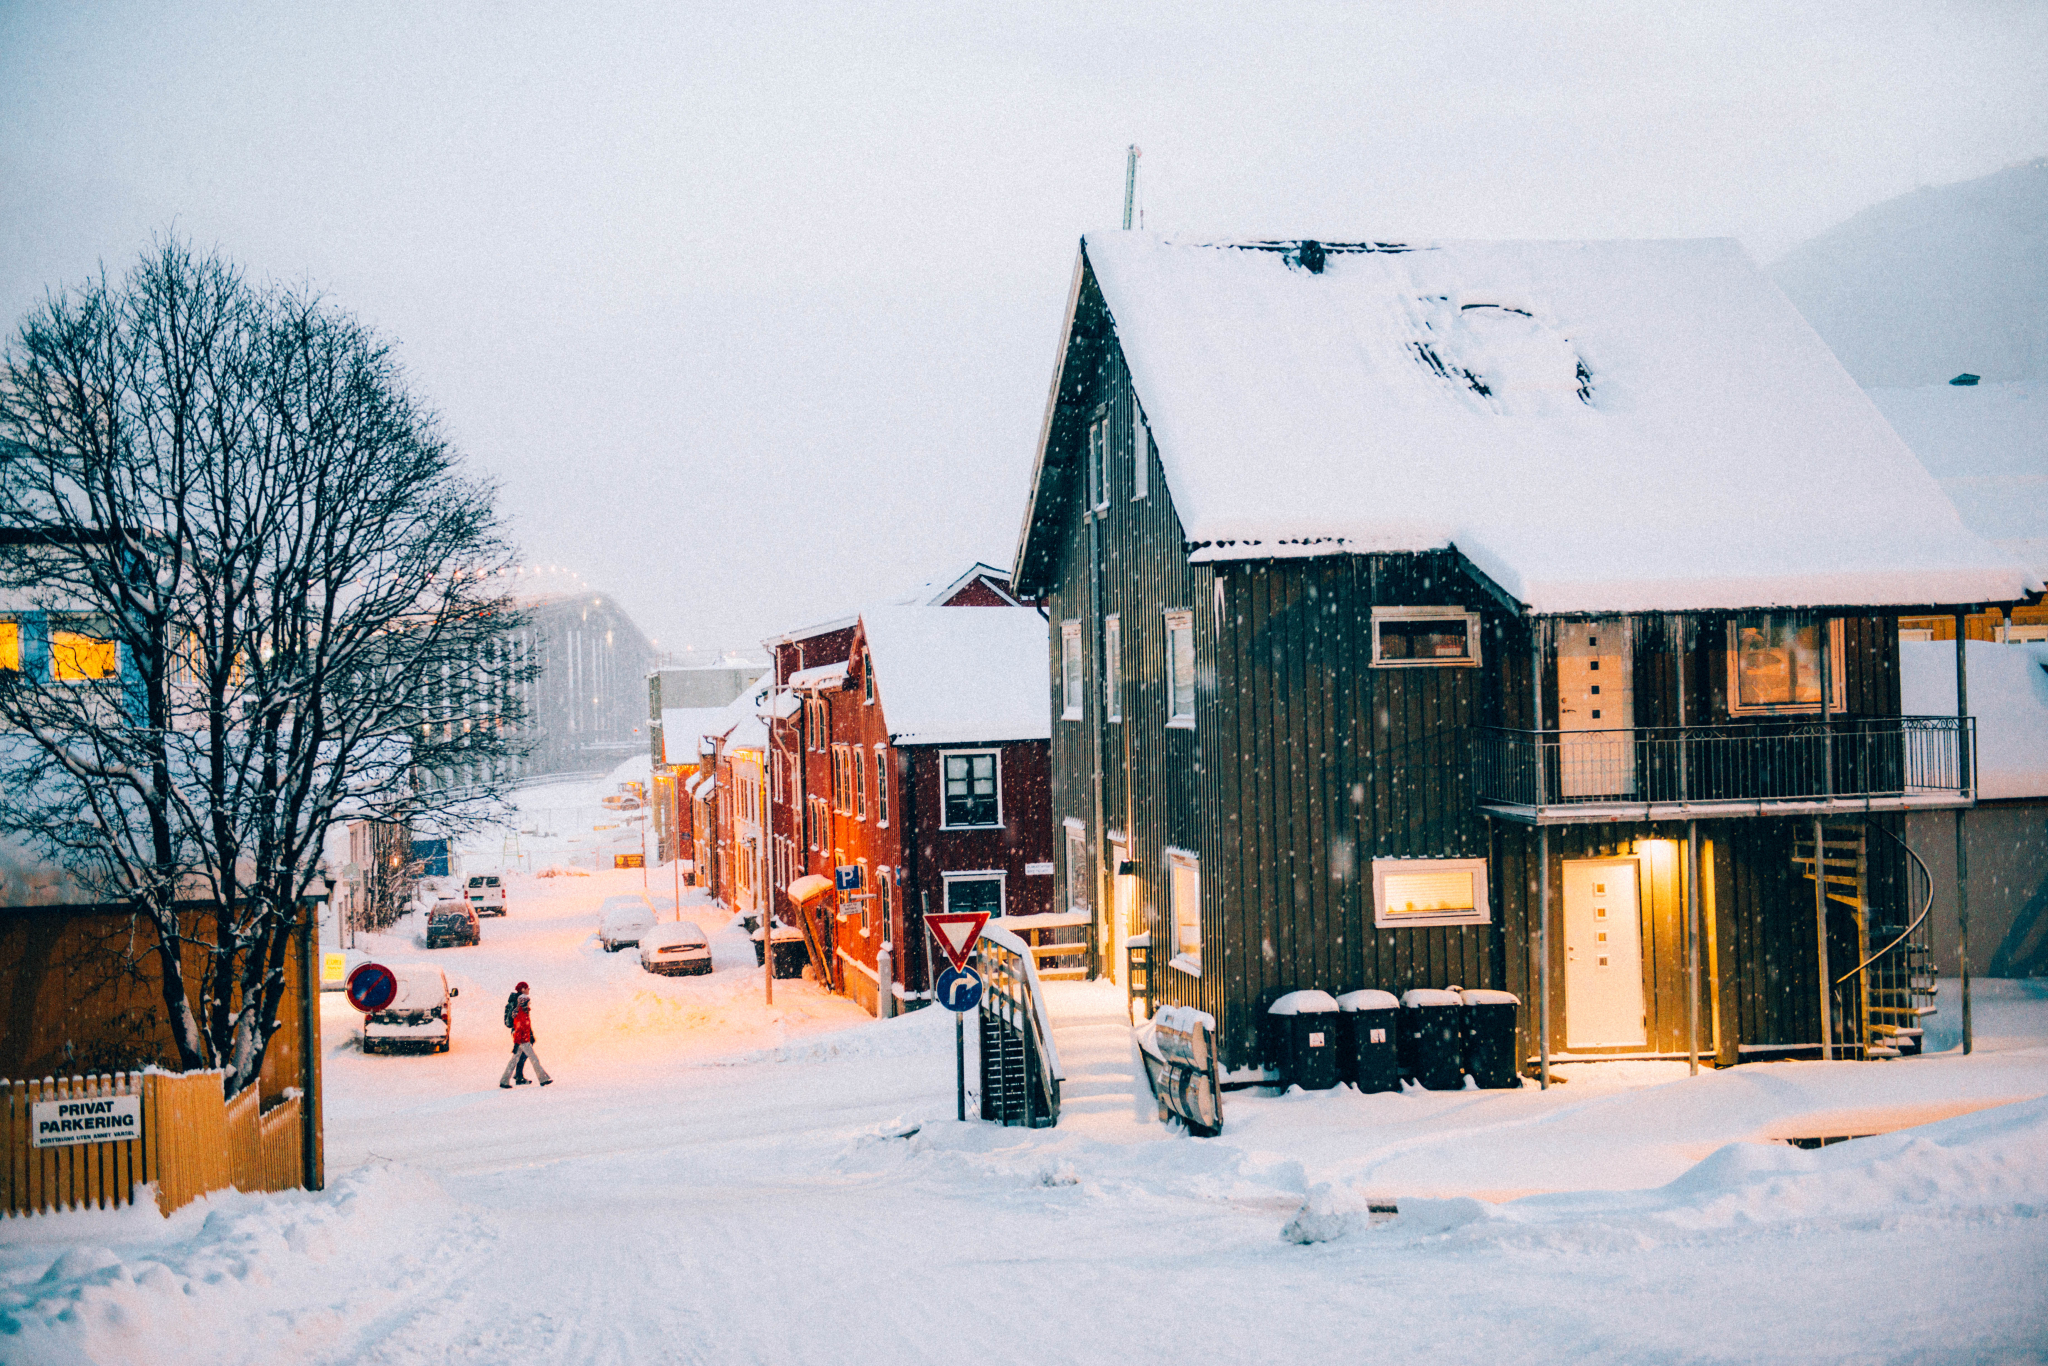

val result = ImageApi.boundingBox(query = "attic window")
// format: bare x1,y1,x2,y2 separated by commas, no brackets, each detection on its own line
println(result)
1372,607,1479,667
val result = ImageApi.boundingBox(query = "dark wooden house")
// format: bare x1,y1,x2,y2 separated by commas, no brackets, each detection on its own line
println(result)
1011,234,2037,1075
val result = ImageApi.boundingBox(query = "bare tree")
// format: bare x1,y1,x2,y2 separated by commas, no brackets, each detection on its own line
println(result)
0,239,529,1096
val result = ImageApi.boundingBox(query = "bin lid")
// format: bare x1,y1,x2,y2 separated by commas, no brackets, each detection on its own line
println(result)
1400,988,1463,1008
1267,989,1340,1016
1460,989,1520,1006
1335,989,1400,1012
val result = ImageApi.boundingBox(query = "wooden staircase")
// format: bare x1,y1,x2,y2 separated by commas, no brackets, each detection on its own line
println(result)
1793,823,1938,1059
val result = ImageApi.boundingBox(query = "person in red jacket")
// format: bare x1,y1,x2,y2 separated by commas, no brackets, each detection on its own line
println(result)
499,981,554,1088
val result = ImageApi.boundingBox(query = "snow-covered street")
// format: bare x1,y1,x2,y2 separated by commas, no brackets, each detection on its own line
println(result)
5,856,2047,1364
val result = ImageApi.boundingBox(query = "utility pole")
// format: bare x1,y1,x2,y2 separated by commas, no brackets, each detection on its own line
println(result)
1122,145,1141,230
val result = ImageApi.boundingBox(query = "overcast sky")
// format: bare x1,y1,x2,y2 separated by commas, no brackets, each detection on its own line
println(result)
4,2,2045,654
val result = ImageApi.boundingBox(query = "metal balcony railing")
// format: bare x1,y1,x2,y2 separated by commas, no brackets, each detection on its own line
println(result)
1476,715,1973,820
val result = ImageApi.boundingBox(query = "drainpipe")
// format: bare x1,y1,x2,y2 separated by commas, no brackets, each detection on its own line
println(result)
1687,819,1700,1077
1955,610,1972,1054
1814,814,1831,1059
1531,616,1549,1090
298,893,322,1190
1087,499,1108,980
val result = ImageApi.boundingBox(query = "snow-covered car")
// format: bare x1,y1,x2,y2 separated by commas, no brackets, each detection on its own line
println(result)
639,921,712,976
600,792,643,812
410,875,458,918
465,874,508,916
361,967,459,1054
597,894,655,952
426,899,480,949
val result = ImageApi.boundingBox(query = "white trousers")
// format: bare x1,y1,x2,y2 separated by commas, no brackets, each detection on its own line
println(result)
500,1041,551,1085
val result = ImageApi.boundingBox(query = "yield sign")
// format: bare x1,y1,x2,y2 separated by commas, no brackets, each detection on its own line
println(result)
925,911,989,972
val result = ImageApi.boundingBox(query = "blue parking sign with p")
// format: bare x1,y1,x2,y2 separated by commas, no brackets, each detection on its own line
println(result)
936,965,983,1012
834,865,862,891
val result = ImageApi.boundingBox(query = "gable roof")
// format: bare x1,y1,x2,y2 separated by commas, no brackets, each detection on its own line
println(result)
885,561,1024,608
1016,234,2036,615
857,606,1050,746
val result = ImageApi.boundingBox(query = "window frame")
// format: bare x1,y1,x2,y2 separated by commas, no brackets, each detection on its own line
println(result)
1131,400,1148,501
1164,610,1195,728
854,745,867,821
1726,615,1845,717
50,629,119,682
1103,613,1122,724
1063,820,1090,914
873,748,889,826
1060,620,1084,721
1370,606,1481,669
1167,848,1201,975
939,748,1003,830
1087,413,1111,511
943,870,1007,919
1371,856,1491,929
863,657,875,706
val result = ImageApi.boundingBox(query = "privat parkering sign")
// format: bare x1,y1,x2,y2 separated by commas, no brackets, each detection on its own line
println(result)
32,1094,142,1148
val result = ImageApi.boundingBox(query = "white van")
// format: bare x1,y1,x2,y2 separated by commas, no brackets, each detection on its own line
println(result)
361,966,459,1054
466,873,508,916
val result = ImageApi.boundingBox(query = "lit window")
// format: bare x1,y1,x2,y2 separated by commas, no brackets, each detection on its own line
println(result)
1061,621,1084,720
1164,611,1195,727
52,630,118,681
1168,850,1200,972
0,622,18,672
942,751,1000,827
1104,614,1122,723
1371,608,1479,667
1371,857,1489,928
1729,616,1839,715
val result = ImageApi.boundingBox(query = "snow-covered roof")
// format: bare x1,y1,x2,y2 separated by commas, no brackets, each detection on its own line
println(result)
1028,234,2035,614
883,561,1024,608
788,660,850,692
1866,383,2048,583
1901,640,2048,800
857,606,1051,746
660,707,733,767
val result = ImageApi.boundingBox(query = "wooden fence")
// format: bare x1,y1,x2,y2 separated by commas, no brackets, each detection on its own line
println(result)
1,1070,305,1217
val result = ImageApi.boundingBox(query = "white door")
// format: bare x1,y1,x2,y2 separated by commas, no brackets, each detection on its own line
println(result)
1563,858,1646,1048
1556,620,1633,797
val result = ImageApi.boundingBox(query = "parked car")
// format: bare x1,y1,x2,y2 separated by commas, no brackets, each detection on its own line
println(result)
410,875,458,918
597,894,655,952
361,966,459,1054
465,874,508,916
639,921,712,976
425,899,480,949
600,792,643,812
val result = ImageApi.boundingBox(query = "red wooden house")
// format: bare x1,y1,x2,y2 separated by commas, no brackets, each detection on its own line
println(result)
763,570,1052,1015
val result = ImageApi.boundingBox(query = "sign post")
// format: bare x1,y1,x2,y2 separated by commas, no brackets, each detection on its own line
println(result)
926,910,991,1122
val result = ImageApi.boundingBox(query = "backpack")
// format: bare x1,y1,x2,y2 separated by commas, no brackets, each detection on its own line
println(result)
504,991,520,1029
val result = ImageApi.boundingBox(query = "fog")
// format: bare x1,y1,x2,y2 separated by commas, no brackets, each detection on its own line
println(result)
4,2,2044,652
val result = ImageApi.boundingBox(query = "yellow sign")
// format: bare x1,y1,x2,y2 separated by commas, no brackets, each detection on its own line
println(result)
614,853,645,869
322,951,348,983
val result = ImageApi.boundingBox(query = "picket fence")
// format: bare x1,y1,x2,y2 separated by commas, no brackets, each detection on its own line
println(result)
0,1070,303,1217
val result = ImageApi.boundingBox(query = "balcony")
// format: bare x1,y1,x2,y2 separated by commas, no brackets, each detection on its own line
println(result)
1476,716,1974,825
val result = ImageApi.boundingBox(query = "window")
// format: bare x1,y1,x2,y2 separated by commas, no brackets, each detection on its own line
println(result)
854,746,867,821
1065,821,1090,913
1371,607,1479,667
1103,614,1122,723
942,750,1000,827
1728,616,1842,715
830,744,853,813
770,751,783,804
874,749,889,825
1168,850,1200,973
946,874,1004,918
803,798,814,850
51,630,118,681
1372,857,1490,928
1087,415,1110,510
1061,621,1084,720
1164,611,1195,727
863,658,875,706
878,870,891,937
1131,401,1148,500
807,699,827,751
0,622,17,672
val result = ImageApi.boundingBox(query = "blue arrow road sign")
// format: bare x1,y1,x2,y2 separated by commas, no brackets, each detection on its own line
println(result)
935,965,983,1012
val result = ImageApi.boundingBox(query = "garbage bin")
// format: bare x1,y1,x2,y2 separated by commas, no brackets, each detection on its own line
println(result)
1335,989,1401,1093
1460,989,1521,1088
751,923,810,978
1267,990,1341,1091
1399,988,1465,1090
